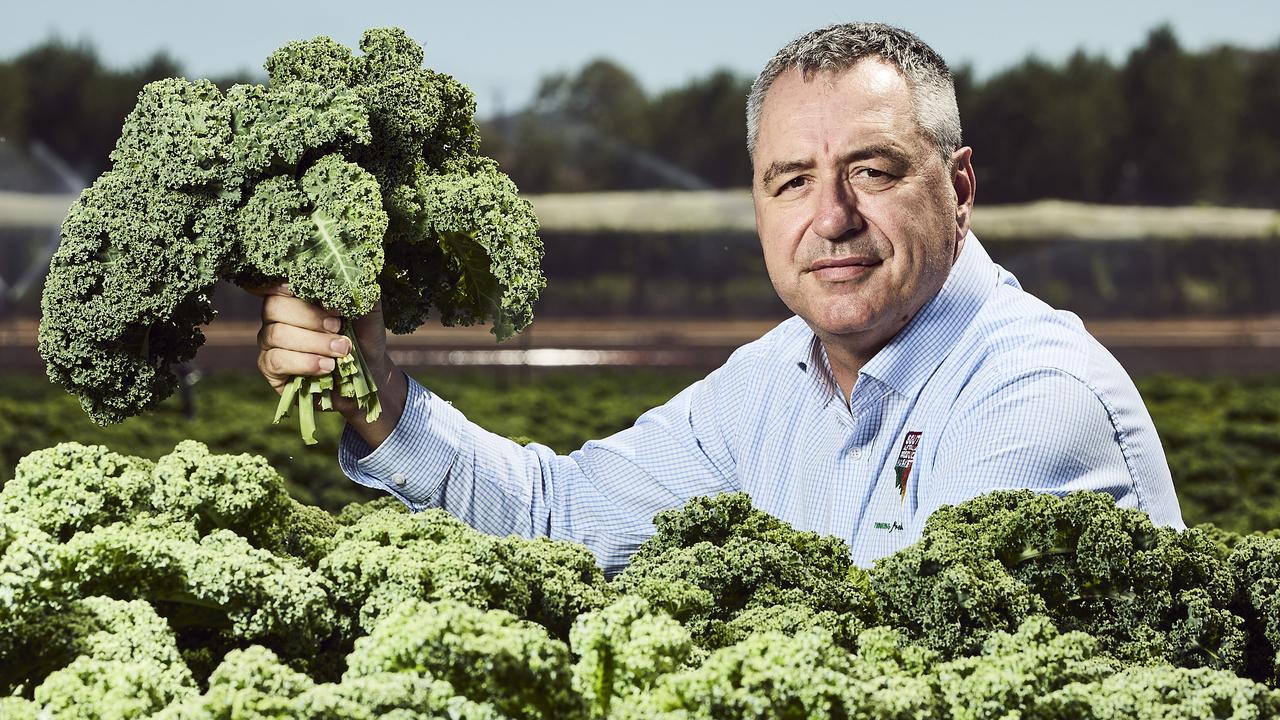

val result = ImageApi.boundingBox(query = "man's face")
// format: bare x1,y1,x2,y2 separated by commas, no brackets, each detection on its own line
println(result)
751,60,974,352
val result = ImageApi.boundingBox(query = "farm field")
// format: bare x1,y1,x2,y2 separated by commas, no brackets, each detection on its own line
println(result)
1,369,1276,533
3,370,1280,717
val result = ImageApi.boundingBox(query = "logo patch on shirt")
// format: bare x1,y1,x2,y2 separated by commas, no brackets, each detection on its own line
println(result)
894,431,922,500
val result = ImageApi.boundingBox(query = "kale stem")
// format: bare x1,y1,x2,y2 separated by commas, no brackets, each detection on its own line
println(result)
343,317,382,423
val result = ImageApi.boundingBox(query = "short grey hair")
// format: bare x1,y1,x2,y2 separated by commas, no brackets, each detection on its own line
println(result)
746,22,962,162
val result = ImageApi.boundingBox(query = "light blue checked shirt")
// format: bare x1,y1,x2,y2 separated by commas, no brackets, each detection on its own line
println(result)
340,233,1184,574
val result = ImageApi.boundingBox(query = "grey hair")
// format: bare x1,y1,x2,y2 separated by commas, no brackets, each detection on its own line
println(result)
746,22,962,162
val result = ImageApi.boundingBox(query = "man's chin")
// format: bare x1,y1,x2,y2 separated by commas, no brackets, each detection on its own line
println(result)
802,314,882,340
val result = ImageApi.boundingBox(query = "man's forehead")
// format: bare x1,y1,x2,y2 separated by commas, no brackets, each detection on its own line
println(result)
770,59,908,110
752,59,915,164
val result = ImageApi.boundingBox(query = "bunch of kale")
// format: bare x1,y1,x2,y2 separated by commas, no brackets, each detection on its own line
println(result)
38,28,543,443
5,439,1280,718
0,441,611,718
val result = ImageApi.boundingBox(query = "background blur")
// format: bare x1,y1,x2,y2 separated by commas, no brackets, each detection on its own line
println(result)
0,1,1277,515
2,2,1279,374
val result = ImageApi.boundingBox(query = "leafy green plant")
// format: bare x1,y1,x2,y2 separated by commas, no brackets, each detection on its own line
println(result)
37,28,544,444
6,439,1280,718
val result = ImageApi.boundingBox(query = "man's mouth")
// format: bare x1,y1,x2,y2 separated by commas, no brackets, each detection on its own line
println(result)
806,256,881,282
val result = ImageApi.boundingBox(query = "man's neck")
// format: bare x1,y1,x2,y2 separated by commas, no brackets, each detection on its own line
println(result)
820,334,891,405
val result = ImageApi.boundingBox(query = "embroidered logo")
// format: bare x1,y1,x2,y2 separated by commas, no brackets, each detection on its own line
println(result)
893,431,922,500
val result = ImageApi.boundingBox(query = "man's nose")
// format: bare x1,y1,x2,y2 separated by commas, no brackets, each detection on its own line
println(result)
812,178,864,242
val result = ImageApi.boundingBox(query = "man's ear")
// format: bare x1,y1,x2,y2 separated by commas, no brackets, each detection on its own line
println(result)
951,146,976,242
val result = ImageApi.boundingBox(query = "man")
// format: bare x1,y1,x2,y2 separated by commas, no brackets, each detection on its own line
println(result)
255,22,1183,574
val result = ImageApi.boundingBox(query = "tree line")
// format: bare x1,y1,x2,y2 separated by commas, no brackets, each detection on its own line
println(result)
2,26,1278,206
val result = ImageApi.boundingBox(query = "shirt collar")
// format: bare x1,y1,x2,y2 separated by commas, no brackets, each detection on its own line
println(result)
793,231,999,400
861,231,998,397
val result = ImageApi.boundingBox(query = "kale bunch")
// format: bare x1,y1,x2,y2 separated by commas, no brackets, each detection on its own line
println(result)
319,505,615,643
609,625,940,720
0,441,341,688
0,441,609,718
8,440,1280,719
613,492,881,652
871,490,1246,673
38,27,543,443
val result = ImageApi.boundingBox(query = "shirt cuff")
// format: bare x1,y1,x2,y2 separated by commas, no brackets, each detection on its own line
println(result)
337,373,464,510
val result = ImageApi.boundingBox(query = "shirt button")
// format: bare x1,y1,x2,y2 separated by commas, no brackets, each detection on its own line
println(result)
391,472,408,487
850,447,863,460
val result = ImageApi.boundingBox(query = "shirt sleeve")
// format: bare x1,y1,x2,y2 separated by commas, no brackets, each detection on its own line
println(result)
920,367,1182,528
338,367,745,575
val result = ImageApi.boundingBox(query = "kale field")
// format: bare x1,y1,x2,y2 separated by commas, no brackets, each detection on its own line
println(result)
6,14,1279,717
1,370,1279,717
2,370,1277,531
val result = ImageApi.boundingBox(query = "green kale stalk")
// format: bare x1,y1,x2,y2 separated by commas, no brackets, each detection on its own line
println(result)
38,27,544,444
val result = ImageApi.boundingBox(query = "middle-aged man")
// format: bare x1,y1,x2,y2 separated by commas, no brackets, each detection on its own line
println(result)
254,22,1184,574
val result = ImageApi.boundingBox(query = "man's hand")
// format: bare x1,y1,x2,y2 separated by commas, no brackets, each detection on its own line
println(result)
251,284,408,448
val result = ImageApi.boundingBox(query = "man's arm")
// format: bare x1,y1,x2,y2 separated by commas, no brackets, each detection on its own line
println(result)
338,369,743,575
920,367,1184,529
253,281,747,574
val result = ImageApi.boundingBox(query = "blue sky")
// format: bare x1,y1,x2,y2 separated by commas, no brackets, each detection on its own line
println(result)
2,1,1275,118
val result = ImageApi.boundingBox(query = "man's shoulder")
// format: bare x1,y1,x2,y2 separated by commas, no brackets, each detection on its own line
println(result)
726,315,813,366
694,316,813,403
935,278,1149,431
964,280,1107,381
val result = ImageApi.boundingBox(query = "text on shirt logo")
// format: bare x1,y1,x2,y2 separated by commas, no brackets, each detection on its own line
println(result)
894,431,922,501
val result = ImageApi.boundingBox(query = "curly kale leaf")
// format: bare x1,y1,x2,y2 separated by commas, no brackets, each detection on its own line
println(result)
318,507,612,641
570,595,695,718
1035,665,1280,719
108,78,234,191
614,492,879,651
870,490,1242,670
1227,534,1280,684
38,171,229,424
614,627,940,720
237,153,386,318
156,645,506,720
935,616,1115,720
63,517,335,665
0,442,154,542
0,515,73,691
1,441,336,564
148,440,339,564
411,161,544,339
345,599,585,720
31,597,197,720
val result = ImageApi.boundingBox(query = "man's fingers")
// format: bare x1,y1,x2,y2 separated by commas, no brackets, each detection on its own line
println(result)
261,293,340,333
257,322,351,358
258,347,338,387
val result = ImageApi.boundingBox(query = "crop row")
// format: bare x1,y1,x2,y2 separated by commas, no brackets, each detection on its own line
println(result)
1,370,1276,531
3,438,1280,718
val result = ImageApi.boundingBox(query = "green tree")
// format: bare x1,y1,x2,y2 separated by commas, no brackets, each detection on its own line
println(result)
0,62,27,145
648,69,753,187
1116,26,1246,204
1228,45,1280,206
965,52,1124,202
13,38,180,180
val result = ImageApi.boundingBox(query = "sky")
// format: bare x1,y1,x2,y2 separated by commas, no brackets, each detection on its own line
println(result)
2,1,1276,118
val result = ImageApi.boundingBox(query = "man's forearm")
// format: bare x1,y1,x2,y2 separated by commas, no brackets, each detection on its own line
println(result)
339,355,408,449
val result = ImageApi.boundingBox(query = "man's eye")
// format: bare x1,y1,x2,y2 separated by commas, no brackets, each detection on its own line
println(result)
855,168,893,181
779,176,807,193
